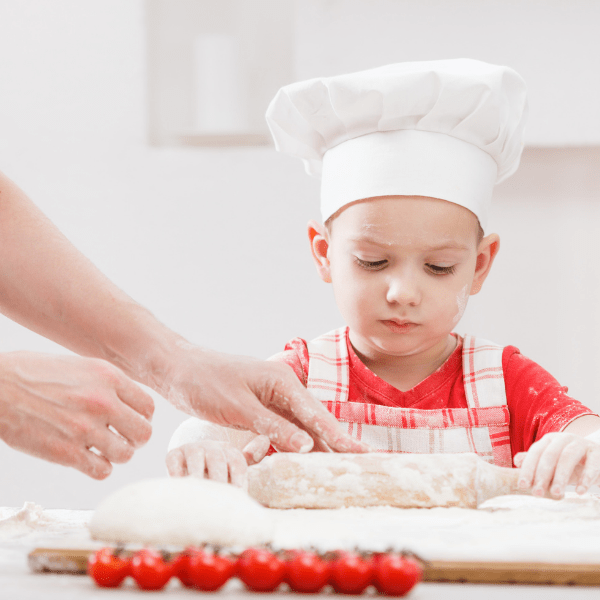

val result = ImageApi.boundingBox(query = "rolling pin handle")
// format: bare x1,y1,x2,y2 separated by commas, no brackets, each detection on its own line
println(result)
475,460,522,506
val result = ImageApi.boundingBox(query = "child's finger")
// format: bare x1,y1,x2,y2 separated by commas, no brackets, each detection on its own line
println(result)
531,435,574,495
548,442,587,498
517,435,553,491
185,445,207,478
165,447,188,477
576,446,600,493
226,448,248,488
513,452,526,468
205,449,229,483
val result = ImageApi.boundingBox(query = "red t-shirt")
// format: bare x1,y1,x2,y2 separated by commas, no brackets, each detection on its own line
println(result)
270,332,595,457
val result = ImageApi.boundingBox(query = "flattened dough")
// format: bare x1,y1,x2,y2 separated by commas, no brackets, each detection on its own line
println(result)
90,477,273,548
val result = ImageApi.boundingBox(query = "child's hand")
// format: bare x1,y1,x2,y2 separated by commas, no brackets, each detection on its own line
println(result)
165,436,271,487
514,432,600,499
166,440,248,486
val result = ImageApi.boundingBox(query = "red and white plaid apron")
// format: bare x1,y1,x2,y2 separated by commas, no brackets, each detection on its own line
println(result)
306,327,512,467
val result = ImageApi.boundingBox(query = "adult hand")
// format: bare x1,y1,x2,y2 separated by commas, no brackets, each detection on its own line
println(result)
514,431,600,498
0,352,153,479
0,172,366,469
155,344,369,455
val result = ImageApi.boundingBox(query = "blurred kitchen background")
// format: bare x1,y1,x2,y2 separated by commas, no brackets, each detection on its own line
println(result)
0,0,599,508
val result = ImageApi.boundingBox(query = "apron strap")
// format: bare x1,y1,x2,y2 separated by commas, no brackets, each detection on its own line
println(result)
307,327,350,403
462,335,507,408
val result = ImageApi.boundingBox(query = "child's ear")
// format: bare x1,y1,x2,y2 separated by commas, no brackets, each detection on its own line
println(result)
307,220,332,283
470,233,500,295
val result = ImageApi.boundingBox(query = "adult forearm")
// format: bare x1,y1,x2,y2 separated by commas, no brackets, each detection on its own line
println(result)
0,171,369,456
0,170,182,388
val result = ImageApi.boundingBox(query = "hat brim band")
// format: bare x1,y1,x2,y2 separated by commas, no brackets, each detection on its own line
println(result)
321,130,498,230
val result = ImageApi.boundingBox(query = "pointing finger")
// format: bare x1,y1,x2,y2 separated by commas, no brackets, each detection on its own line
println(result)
116,375,155,422
242,435,271,465
89,426,135,464
107,398,153,449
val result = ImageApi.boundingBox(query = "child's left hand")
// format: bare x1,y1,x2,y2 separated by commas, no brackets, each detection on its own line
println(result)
514,432,600,499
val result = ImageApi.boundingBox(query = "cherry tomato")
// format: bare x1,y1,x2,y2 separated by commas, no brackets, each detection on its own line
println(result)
131,548,174,591
286,550,331,593
87,547,130,588
171,549,195,588
373,553,423,596
329,550,373,594
237,548,286,592
186,547,237,591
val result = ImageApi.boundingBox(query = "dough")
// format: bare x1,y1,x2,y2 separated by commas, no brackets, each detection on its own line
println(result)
86,463,600,563
247,452,503,509
89,477,274,548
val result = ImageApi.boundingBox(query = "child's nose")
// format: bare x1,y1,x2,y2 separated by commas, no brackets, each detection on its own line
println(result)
386,274,421,306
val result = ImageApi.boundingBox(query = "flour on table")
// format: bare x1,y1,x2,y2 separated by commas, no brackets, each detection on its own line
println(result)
0,503,47,538
268,492,600,563
0,502,92,548
89,477,274,549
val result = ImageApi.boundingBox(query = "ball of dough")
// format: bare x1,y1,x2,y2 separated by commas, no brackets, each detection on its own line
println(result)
90,477,274,548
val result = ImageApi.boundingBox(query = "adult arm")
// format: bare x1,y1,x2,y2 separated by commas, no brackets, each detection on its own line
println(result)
0,171,366,473
165,345,337,482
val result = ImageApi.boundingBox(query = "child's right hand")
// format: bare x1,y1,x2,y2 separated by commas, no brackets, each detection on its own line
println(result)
165,436,271,487
513,431,600,498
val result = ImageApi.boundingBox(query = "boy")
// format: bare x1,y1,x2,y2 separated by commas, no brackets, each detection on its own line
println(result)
167,59,600,499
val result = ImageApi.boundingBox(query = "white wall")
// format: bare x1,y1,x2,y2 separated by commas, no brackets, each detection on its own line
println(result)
0,0,599,508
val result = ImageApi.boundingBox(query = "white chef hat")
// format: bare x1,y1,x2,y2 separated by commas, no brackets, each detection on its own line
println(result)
266,59,527,230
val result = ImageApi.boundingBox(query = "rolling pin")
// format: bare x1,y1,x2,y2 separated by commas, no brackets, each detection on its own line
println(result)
247,452,526,509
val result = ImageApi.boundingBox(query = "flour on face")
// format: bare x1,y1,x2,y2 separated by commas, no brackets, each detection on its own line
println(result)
453,284,470,325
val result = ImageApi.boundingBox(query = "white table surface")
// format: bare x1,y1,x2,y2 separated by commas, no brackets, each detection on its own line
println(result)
1,503,600,600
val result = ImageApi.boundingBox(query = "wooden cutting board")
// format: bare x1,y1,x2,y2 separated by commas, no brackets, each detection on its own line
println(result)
27,548,600,586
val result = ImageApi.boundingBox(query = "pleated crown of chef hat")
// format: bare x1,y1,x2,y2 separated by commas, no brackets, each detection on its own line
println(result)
266,59,528,231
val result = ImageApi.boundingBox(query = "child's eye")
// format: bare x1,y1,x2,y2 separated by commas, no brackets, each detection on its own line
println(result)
426,264,456,275
355,257,388,270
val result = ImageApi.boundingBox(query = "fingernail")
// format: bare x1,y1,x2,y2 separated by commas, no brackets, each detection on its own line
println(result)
577,485,588,495
518,478,528,489
291,432,312,453
533,486,544,497
551,485,562,497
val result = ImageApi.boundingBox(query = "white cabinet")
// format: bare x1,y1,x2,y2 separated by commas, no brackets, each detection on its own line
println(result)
146,0,294,146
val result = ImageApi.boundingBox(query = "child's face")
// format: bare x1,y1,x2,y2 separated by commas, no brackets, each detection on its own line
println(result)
308,196,499,361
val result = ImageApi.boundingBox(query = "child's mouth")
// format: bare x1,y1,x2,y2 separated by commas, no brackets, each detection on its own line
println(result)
381,320,418,333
